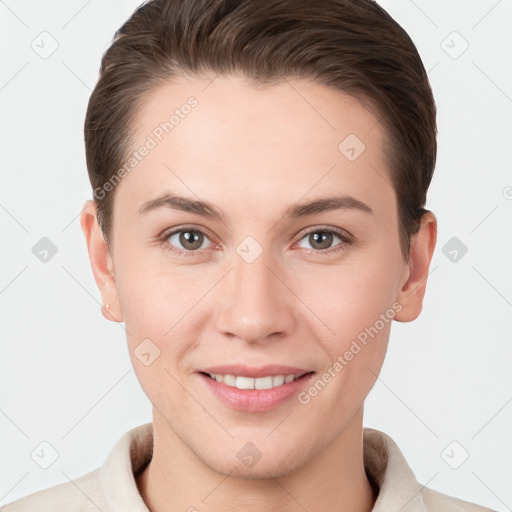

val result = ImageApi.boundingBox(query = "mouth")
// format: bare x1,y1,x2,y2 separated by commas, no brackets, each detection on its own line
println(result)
199,370,315,390
197,370,316,412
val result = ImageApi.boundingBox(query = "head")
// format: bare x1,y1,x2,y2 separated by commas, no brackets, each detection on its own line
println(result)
81,0,437,479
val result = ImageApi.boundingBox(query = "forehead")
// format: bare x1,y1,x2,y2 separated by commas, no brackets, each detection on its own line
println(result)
117,74,395,219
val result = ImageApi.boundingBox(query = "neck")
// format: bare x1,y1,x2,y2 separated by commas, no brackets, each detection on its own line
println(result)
137,406,376,512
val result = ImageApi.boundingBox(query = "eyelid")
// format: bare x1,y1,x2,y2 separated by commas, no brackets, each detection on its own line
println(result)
160,224,216,243
296,224,354,243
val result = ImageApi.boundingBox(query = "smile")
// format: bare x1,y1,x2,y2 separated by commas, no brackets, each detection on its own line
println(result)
205,372,307,390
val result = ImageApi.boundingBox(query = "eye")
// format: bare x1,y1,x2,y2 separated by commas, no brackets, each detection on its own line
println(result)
295,227,352,255
162,227,214,257
160,225,353,258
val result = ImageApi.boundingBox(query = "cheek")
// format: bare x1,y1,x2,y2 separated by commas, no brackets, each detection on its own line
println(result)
120,274,200,404
115,262,207,369
295,264,395,418
293,253,400,338
289,250,400,403
115,249,199,333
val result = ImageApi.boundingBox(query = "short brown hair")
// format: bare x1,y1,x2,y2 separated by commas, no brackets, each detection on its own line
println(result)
84,0,437,262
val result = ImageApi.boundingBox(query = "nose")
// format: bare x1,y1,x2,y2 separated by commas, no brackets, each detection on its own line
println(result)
214,245,295,344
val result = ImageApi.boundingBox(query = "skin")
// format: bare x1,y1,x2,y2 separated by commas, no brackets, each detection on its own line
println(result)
80,74,437,512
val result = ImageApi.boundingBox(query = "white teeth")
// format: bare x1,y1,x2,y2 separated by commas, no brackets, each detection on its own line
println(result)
207,373,300,390
223,374,236,386
272,375,285,387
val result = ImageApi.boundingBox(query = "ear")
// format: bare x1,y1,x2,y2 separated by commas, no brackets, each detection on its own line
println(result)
394,211,437,322
80,200,123,322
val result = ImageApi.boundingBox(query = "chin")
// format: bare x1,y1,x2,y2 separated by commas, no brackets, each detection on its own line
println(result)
211,459,298,480
201,445,308,481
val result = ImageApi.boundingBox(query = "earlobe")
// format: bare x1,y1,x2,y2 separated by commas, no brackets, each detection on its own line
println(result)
394,211,437,323
79,200,123,322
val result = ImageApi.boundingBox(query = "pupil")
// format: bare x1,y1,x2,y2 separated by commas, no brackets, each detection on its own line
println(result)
312,231,332,249
182,230,202,249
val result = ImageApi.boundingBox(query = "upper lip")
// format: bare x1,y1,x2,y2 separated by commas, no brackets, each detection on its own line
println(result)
198,364,314,378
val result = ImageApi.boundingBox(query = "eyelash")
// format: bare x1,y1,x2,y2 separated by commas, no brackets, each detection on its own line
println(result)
160,225,353,258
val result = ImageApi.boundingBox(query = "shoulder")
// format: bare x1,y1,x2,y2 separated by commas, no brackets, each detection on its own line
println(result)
1,422,153,512
362,427,496,512
1,467,106,512
420,486,496,512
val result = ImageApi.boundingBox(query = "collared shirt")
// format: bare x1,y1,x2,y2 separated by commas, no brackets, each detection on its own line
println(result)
2,422,495,511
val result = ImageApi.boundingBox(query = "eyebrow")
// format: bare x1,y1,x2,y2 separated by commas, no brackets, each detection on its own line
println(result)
137,192,373,220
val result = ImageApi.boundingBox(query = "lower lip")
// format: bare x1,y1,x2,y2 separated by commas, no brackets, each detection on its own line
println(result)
198,372,315,412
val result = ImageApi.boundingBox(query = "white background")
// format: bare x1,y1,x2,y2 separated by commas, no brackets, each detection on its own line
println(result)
1,0,511,510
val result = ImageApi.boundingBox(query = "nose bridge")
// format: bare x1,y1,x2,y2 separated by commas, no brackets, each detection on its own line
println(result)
234,242,275,299
215,239,293,342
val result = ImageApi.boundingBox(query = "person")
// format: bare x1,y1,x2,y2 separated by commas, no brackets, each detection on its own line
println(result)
2,0,496,511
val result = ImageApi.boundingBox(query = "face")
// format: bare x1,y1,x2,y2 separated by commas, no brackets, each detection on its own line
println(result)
85,74,425,479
